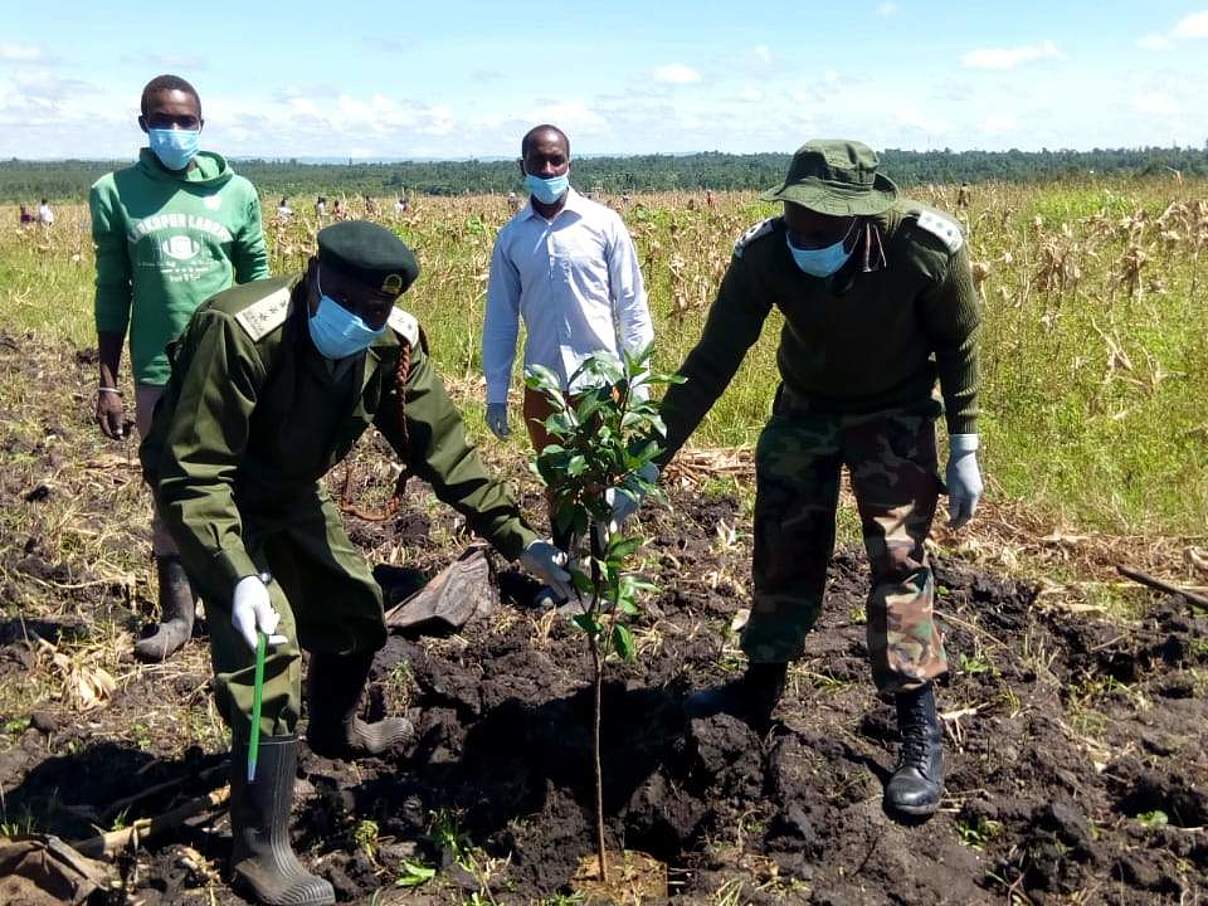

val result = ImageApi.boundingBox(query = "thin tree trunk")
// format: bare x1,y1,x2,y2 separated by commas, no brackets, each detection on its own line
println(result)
588,520,608,882
590,634,607,882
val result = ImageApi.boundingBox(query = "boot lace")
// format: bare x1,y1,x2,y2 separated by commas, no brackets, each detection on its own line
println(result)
896,697,931,770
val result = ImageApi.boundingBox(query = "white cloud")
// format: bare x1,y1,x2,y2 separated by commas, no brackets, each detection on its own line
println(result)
651,63,701,84
1171,10,1208,39
893,103,951,136
876,2,898,16
1133,91,1180,117
525,99,608,135
1137,33,1173,51
980,113,1018,135
1134,10,1208,50
753,45,772,64
0,43,44,62
961,40,1061,70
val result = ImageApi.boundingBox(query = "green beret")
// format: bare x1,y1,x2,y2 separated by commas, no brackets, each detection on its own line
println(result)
317,220,420,297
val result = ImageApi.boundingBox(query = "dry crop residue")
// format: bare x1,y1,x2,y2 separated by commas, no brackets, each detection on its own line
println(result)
0,334,1205,904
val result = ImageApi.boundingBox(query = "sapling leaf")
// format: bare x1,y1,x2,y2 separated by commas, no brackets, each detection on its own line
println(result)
612,624,636,661
524,364,566,398
571,567,594,595
607,536,642,561
572,613,602,636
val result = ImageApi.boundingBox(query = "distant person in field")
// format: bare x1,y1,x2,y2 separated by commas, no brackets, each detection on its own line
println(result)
615,140,983,819
315,196,327,218
37,198,54,225
482,123,654,606
394,195,409,214
277,196,293,219
89,73,269,663
18,204,34,226
333,198,347,220
364,194,378,217
506,190,520,212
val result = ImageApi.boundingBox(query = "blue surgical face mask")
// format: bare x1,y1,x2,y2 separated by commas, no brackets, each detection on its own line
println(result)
147,127,200,171
524,171,570,205
786,222,856,278
307,273,386,360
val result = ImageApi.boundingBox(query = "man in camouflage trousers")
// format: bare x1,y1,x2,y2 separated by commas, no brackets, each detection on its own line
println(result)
615,140,983,817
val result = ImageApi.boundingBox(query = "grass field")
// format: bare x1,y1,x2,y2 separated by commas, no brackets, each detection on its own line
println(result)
1,178,1206,537
2,182,1207,904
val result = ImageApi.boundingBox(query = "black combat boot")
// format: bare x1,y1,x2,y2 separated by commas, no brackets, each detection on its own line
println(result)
684,662,788,729
885,683,944,816
133,556,196,662
230,735,334,905
305,651,413,759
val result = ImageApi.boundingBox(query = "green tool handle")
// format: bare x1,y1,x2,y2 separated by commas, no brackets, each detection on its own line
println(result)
246,571,273,783
247,632,266,782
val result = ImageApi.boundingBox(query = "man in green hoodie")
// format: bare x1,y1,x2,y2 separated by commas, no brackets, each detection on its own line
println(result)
90,74,269,662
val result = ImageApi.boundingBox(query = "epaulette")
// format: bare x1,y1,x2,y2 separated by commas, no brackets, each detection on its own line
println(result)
388,307,420,348
911,209,964,254
733,218,777,258
233,287,292,341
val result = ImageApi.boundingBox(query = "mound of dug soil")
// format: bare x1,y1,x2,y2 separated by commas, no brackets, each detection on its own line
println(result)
2,489,1206,904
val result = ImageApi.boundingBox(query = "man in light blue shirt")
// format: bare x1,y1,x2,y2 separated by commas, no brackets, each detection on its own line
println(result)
483,124,654,599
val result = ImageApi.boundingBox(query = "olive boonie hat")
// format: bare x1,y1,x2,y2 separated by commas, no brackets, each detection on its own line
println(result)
317,220,419,298
762,139,898,216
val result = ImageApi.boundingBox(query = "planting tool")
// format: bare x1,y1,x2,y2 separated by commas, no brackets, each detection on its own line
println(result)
247,571,273,783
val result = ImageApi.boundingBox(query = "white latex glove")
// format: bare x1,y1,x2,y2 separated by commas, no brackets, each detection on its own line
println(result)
606,462,659,534
519,539,572,601
486,403,510,439
946,434,983,529
232,575,288,651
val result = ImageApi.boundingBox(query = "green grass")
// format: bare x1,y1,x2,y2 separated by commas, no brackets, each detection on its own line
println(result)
2,178,1205,536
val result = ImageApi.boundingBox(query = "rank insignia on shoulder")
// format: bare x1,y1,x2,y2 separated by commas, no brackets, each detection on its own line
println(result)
234,288,292,341
733,218,777,258
913,210,964,253
387,307,420,347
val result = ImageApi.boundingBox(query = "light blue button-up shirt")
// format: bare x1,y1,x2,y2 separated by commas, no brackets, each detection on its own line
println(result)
483,188,654,405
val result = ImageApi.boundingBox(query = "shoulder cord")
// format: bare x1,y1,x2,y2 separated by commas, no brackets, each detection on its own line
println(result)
338,340,412,522
859,220,888,273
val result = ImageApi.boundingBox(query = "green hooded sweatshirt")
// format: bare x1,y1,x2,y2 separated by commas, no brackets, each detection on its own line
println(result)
90,149,270,386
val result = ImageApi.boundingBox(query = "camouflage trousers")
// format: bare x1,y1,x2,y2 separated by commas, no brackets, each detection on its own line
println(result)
746,396,949,695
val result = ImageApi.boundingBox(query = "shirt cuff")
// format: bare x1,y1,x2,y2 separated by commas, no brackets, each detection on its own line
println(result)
489,521,538,561
211,547,259,601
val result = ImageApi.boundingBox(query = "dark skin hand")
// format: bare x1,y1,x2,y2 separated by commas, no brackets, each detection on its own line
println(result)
96,332,132,439
138,88,203,174
782,202,858,251
306,258,397,334
518,128,570,220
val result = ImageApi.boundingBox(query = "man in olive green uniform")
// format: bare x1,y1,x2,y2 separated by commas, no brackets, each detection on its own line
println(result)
140,221,570,906
615,141,983,818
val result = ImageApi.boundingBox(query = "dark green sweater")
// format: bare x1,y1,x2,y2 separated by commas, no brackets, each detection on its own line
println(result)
659,199,980,463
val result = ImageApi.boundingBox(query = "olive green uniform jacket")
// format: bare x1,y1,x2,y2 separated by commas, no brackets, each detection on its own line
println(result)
140,275,537,737
658,199,980,464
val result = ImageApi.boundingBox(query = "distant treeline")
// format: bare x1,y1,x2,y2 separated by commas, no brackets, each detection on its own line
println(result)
3,146,1207,202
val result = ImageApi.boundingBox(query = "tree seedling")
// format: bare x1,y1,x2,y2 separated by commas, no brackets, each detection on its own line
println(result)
525,345,679,882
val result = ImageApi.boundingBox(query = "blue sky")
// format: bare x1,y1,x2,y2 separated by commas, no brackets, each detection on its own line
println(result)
1,1,1206,159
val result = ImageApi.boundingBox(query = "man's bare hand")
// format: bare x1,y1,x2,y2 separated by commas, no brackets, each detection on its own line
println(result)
96,389,128,440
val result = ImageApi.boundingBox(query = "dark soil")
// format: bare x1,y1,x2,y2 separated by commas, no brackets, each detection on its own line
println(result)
2,474,1207,904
